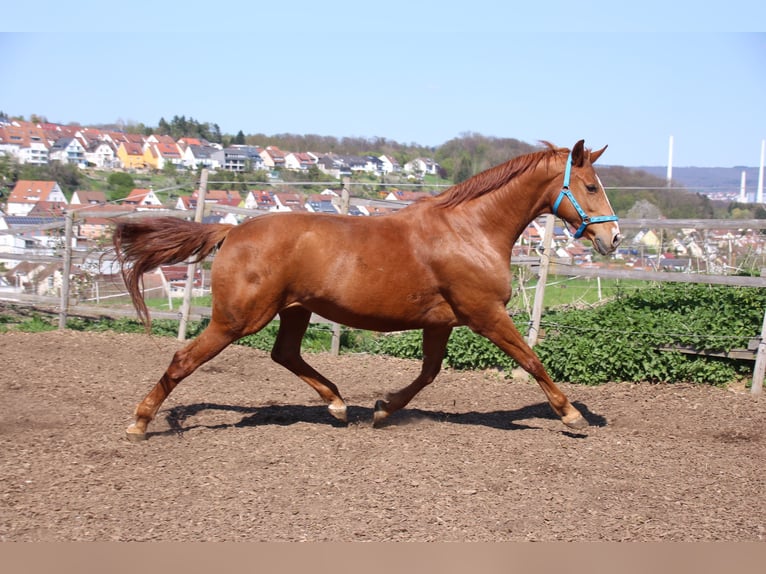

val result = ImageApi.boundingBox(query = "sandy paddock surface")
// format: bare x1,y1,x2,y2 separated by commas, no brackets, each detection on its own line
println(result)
1,330,764,541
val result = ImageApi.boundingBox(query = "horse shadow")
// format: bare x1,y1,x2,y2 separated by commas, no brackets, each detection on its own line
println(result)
155,400,606,440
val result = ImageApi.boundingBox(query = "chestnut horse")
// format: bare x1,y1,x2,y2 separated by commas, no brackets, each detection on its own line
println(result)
113,140,621,440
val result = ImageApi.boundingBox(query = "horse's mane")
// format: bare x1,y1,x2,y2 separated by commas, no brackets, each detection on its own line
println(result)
434,141,564,208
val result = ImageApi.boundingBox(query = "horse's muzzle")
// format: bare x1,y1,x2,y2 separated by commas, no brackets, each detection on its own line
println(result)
593,230,622,255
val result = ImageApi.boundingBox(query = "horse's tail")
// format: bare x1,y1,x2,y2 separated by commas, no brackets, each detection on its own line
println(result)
113,216,234,330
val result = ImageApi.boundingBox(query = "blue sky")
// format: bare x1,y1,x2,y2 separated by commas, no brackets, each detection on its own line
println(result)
1,3,765,167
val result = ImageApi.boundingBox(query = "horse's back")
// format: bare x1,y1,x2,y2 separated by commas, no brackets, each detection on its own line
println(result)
210,210,455,330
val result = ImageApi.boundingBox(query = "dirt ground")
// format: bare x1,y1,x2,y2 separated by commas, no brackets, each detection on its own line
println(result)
1,329,765,542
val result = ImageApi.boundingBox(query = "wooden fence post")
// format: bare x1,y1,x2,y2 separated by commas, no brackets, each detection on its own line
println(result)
751,308,766,396
330,179,351,356
527,215,554,346
178,169,208,341
58,210,74,330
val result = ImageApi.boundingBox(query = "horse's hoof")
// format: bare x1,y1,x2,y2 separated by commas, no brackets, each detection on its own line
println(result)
328,403,348,423
562,414,589,430
125,424,147,442
373,400,390,427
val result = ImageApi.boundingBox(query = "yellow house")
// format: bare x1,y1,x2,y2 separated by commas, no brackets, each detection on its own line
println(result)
636,229,661,249
117,142,146,169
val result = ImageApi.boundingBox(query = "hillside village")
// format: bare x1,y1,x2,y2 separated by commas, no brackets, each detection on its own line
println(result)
0,118,442,178
1,118,764,302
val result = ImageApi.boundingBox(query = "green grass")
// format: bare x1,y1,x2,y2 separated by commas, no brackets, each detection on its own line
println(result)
510,275,647,310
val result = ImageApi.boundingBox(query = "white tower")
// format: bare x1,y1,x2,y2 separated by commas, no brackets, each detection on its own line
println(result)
666,135,674,188
757,139,765,204
739,170,747,203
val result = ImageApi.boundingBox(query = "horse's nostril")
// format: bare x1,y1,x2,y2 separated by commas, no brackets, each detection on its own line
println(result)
613,233,623,248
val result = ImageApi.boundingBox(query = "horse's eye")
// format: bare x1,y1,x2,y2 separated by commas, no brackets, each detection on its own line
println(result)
586,184,597,193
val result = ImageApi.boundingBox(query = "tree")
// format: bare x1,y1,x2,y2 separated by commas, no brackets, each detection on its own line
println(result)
453,155,474,184
626,199,663,219
234,130,246,145
107,172,135,200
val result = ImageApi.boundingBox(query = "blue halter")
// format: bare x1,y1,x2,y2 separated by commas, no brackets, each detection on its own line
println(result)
552,151,619,239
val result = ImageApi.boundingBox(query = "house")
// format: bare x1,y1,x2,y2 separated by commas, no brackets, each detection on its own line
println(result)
210,189,243,207
143,141,183,170
175,189,242,212
272,193,306,212
193,189,242,207
103,131,145,150
28,201,67,217
3,260,64,297
213,145,264,172
379,155,401,174
660,254,692,272
284,152,318,171
243,189,275,211
365,155,385,175
75,204,131,240
0,121,50,165
145,134,177,146
6,180,68,216
122,188,163,209
157,265,205,299
316,154,350,179
306,194,339,214
82,140,118,169
0,215,28,267
259,146,287,169
634,229,661,250
403,157,440,177
116,141,147,170
70,190,108,205
181,144,220,170
175,195,193,210
0,214,67,270
49,137,86,166
177,137,203,150
342,155,374,173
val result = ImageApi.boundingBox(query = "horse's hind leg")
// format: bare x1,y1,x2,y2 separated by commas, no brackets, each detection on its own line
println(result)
271,306,348,422
373,326,451,426
126,321,239,441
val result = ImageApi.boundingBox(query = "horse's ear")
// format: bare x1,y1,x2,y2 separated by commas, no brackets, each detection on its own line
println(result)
571,140,586,167
589,145,608,164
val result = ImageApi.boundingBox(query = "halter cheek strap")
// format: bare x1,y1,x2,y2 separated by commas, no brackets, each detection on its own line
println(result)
552,151,619,239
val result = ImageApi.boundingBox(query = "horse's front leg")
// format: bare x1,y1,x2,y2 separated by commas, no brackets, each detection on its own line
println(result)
472,309,588,430
373,326,451,426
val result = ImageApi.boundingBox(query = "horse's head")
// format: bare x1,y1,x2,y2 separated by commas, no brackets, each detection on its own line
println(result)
550,140,622,255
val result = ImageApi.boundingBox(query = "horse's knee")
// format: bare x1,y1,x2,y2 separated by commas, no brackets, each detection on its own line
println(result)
271,346,298,369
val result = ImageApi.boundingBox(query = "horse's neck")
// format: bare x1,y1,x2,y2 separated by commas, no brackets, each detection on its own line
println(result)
469,174,553,246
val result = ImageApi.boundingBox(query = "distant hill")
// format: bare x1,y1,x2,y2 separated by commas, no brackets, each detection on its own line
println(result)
634,166,762,200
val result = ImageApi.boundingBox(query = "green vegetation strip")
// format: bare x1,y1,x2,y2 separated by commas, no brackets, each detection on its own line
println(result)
2,283,762,387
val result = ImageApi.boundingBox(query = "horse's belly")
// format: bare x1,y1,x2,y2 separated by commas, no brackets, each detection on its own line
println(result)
302,295,458,332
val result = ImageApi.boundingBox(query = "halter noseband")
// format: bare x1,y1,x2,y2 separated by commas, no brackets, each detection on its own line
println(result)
552,151,619,239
